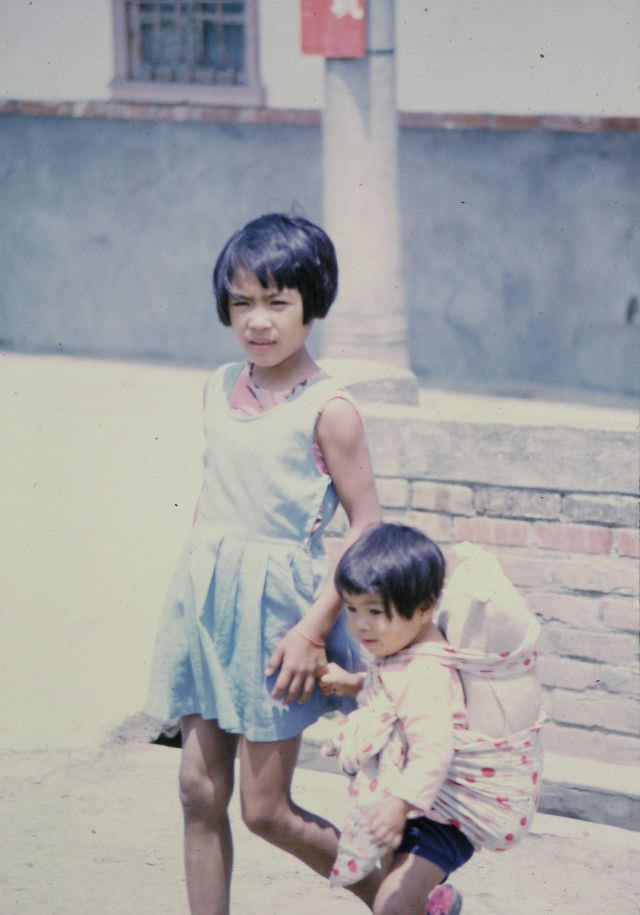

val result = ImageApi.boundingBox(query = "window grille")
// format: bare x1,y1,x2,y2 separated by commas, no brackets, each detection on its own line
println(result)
112,1,263,105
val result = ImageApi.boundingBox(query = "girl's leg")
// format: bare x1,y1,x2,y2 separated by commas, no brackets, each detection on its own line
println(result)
179,715,239,915
372,852,446,915
238,734,380,908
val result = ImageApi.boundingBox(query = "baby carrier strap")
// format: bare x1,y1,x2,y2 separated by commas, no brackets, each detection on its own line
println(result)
436,543,544,737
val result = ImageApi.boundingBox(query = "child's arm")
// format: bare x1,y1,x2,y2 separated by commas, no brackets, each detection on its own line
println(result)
372,663,456,823
365,797,415,850
319,662,366,699
266,397,380,704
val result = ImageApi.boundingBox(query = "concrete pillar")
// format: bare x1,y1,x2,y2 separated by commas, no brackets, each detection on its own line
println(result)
321,0,409,369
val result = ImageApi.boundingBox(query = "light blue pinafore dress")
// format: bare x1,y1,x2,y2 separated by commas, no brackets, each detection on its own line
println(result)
146,362,360,740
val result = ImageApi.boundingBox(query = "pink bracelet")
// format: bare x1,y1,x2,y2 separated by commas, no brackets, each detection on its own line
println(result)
292,628,326,650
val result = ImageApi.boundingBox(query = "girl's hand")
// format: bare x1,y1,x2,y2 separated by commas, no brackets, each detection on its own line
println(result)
266,627,327,705
319,663,365,698
365,797,412,851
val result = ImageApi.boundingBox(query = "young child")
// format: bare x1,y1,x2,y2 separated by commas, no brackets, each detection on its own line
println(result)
321,523,543,915
145,213,382,915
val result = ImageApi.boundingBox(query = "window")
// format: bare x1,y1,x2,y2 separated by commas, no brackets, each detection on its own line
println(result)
112,1,263,105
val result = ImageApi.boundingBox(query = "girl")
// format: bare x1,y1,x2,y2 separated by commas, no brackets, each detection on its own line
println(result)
145,213,382,915
320,523,543,915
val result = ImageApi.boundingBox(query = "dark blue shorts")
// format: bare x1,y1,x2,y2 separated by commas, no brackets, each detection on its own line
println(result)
397,816,474,876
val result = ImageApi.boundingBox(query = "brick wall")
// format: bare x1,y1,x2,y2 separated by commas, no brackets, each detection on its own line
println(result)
329,403,639,765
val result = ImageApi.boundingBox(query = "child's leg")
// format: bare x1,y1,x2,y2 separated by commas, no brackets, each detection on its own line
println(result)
179,715,239,915
373,852,446,915
238,734,381,908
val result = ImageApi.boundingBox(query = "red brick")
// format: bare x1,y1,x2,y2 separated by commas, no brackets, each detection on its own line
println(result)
3,100,639,135
538,656,639,694
541,722,604,760
382,509,410,523
550,558,638,595
562,493,639,527
475,487,561,519
542,722,639,764
453,517,529,547
537,656,603,691
500,553,638,595
528,592,600,627
604,733,640,766
602,117,640,132
376,478,409,509
534,523,613,554
551,690,640,735
601,597,639,632
540,624,638,666
499,554,555,588
617,529,640,558
411,482,473,516
594,664,640,694
407,511,453,543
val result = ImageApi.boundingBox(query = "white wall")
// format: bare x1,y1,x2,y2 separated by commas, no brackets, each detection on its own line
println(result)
258,0,324,109
396,0,640,117
1,0,638,117
0,0,113,102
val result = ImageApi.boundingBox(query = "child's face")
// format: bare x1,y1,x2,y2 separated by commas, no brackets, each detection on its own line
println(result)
343,591,430,658
227,269,312,372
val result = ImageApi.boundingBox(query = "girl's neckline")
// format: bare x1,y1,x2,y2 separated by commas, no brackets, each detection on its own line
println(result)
247,361,325,396
225,362,331,421
374,638,451,665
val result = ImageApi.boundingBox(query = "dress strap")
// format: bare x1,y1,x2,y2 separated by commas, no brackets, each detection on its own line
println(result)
303,376,357,413
219,362,245,398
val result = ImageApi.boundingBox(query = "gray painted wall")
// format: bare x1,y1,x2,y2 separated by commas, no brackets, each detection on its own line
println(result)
401,129,640,395
1,115,638,394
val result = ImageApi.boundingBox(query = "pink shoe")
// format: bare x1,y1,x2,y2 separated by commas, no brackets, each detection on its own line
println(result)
427,883,463,915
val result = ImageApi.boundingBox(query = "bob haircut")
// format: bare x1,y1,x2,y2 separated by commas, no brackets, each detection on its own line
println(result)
213,213,338,326
335,523,446,620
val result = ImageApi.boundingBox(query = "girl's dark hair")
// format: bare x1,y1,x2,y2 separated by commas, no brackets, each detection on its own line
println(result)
213,213,338,326
335,523,446,620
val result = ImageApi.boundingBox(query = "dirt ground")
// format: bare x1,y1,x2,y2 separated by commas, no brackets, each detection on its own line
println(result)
2,741,639,915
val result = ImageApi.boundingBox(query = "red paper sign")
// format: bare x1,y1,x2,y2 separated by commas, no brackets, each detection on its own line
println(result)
301,0,366,58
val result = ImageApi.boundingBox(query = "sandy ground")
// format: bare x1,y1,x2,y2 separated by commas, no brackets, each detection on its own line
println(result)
1,742,639,915
1,354,207,752
1,352,638,914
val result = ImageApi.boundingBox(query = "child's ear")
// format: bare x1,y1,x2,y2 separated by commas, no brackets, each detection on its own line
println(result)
418,600,436,617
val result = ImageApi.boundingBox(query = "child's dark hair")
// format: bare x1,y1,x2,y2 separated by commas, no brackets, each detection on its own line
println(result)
335,523,446,620
213,213,338,326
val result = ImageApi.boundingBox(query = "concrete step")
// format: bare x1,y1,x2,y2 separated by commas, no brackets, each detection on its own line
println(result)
117,712,639,832
299,717,640,833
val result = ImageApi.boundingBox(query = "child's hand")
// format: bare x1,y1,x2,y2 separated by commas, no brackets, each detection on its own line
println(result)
266,627,327,705
365,797,412,851
320,663,365,698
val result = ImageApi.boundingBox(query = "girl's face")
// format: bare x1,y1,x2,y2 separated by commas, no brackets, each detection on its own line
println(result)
227,269,313,377
343,591,430,658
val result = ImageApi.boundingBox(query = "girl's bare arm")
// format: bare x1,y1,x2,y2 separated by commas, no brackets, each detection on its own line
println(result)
266,397,380,704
